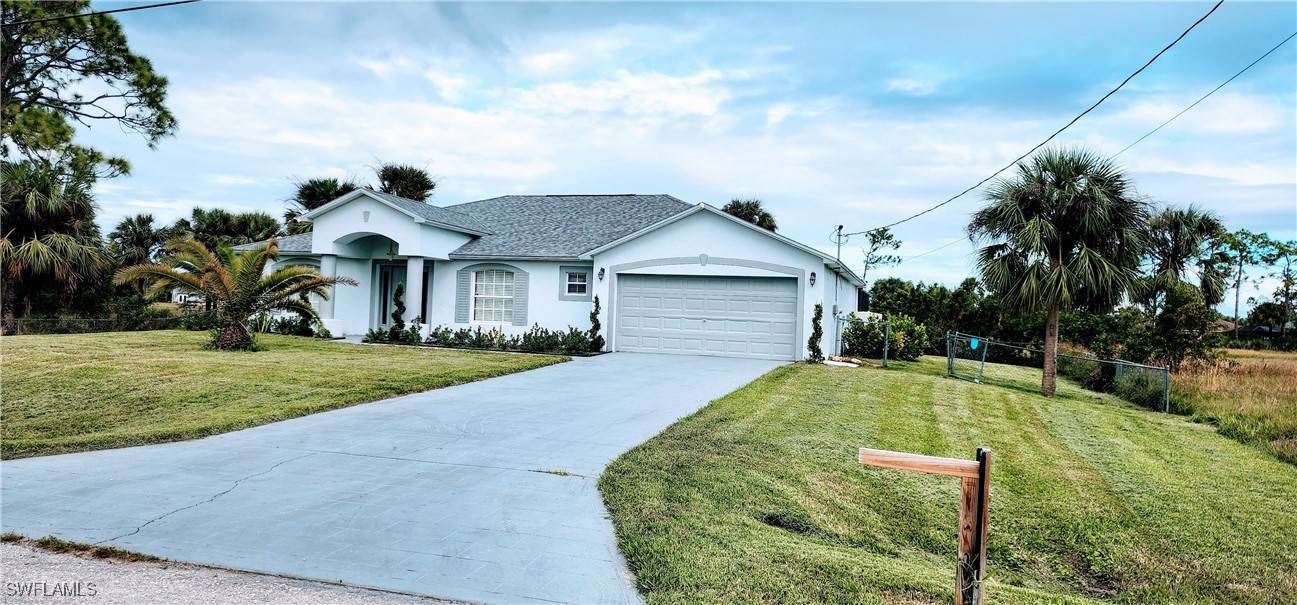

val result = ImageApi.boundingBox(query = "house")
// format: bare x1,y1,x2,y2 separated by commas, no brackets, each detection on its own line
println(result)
239,189,863,361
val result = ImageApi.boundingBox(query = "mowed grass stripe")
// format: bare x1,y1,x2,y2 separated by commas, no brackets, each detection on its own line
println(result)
600,358,1297,605
1,331,564,458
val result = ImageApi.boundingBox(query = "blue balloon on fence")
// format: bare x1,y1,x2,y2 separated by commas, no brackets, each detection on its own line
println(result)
970,338,980,350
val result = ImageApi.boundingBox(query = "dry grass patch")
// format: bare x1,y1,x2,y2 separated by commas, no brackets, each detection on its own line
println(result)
1173,349,1297,464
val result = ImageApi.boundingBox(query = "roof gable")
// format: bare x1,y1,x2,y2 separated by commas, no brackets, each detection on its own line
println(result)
581,203,864,285
300,189,491,236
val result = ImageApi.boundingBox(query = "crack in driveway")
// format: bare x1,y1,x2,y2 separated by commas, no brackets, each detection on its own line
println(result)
95,454,315,545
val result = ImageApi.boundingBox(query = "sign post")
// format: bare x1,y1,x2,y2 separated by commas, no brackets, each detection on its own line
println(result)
858,447,992,605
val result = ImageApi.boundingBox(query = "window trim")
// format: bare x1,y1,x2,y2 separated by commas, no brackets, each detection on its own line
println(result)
471,268,515,325
557,265,593,301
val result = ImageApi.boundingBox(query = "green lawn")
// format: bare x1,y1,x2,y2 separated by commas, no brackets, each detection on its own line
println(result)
599,357,1297,605
0,331,564,459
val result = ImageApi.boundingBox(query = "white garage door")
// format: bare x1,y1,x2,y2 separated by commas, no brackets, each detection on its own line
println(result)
616,274,798,360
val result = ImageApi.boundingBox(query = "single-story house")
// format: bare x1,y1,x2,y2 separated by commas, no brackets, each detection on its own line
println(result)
239,189,863,361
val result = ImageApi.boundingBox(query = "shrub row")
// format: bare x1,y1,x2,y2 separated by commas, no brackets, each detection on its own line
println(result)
840,313,928,362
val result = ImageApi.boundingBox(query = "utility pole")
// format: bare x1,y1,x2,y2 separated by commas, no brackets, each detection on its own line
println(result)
834,225,844,356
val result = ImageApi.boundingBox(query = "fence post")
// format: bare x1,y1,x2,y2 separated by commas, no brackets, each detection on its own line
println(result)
1163,365,1171,413
882,322,890,368
976,336,988,383
946,332,953,377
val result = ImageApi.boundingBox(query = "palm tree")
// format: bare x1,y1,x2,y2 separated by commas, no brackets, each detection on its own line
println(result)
1139,205,1227,312
115,236,357,350
173,208,282,250
108,213,167,267
231,211,281,244
722,198,777,231
376,163,435,202
0,160,109,326
283,177,359,234
968,147,1150,398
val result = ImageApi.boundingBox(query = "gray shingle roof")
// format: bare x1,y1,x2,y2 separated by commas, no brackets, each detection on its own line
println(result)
233,232,313,253
445,194,692,258
234,194,693,259
363,189,493,234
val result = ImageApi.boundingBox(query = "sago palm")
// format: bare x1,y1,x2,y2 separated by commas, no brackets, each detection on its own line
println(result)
968,147,1150,397
115,236,357,350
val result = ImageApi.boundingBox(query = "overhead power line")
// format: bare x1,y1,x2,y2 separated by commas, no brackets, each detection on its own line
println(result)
1115,30,1297,158
844,0,1225,237
2,0,201,27
905,237,965,261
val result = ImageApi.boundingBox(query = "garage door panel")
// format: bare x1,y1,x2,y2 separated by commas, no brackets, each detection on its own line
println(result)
617,273,798,361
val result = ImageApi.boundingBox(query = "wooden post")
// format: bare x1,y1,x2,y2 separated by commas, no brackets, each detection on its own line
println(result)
859,446,991,605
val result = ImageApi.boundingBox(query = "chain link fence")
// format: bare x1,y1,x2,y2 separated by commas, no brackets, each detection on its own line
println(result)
946,331,1171,412
3,313,216,335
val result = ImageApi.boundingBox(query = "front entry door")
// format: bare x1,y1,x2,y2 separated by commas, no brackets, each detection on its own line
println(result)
376,265,407,330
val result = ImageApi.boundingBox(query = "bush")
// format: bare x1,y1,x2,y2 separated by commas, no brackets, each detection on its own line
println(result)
589,295,606,353
422,323,591,355
180,311,220,331
362,328,388,343
1113,369,1167,410
271,315,315,337
841,313,928,362
807,303,824,363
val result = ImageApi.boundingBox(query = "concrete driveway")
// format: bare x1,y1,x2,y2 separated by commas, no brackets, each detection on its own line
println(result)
1,353,780,604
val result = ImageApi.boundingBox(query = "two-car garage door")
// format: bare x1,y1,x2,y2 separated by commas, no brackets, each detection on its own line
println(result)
615,274,798,360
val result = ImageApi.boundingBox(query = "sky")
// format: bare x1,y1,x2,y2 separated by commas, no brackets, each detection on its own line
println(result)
81,1,1297,312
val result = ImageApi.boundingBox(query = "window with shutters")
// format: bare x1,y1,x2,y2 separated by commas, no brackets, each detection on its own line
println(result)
472,269,514,323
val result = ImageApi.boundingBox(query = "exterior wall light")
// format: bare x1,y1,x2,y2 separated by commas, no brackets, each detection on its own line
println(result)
598,268,606,281
809,271,817,286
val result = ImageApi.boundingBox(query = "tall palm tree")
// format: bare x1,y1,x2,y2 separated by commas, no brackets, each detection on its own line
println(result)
230,211,281,244
968,147,1150,397
283,177,359,234
1140,205,1228,311
0,160,108,325
376,163,435,202
108,213,166,267
722,198,777,231
115,236,357,350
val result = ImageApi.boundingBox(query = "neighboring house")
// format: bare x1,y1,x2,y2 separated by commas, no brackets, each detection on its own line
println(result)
237,189,863,361
171,289,206,307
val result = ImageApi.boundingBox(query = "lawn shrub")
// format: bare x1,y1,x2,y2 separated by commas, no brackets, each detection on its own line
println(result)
180,310,220,331
588,295,606,352
271,315,316,337
841,313,928,361
807,303,824,363
422,323,593,355
1113,370,1165,410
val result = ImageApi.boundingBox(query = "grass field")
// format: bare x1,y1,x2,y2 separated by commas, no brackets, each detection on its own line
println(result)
0,331,563,459
599,357,1297,605
1173,348,1297,464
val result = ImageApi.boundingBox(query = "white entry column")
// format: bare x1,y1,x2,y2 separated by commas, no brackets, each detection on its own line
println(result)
320,254,338,320
405,256,425,326
319,254,344,336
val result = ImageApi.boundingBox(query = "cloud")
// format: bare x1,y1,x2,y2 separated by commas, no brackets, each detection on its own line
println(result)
507,69,731,117
81,0,1293,314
